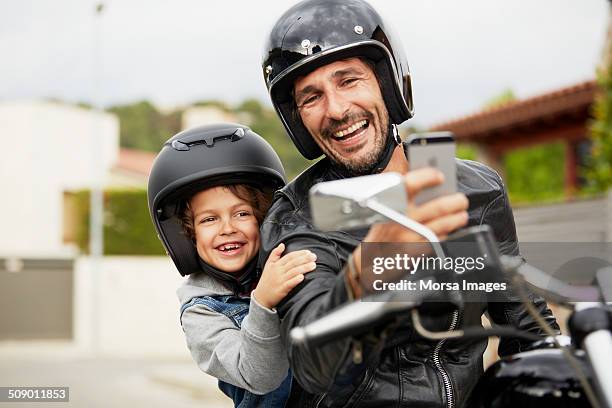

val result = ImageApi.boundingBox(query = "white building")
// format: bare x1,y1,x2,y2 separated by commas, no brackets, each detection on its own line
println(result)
0,100,119,256
0,100,190,357
0,100,254,359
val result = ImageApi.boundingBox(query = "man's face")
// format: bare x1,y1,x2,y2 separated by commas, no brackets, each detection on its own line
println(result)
294,58,389,174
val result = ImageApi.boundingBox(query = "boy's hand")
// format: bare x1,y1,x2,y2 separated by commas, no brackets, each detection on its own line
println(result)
252,243,317,309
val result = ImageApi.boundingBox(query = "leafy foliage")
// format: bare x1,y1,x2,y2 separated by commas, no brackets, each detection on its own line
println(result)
503,143,566,203
109,100,181,152
72,189,165,255
456,144,477,161
110,98,313,180
584,64,612,192
483,89,516,109
236,98,314,179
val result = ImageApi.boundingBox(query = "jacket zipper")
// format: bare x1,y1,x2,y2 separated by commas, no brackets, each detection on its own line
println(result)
315,392,327,408
317,311,460,408
432,309,460,408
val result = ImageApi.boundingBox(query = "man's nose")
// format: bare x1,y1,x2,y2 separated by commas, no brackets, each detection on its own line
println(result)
325,91,350,120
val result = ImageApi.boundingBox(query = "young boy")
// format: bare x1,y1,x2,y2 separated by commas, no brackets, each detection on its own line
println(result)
148,124,315,407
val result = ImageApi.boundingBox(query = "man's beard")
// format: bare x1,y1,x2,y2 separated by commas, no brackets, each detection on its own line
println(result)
338,131,387,175
321,110,389,176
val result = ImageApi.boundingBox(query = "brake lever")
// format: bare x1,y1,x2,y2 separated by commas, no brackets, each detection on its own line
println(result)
501,256,602,304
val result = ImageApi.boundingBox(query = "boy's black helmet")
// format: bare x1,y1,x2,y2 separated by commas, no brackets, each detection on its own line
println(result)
262,0,414,159
147,123,286,276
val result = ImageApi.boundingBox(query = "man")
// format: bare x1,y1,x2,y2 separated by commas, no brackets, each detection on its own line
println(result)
258,0,559,406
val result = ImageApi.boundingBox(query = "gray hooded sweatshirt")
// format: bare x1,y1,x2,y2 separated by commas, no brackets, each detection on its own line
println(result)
177,272,289,395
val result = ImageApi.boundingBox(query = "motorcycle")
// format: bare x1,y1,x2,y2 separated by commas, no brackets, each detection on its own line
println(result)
290,172,612,408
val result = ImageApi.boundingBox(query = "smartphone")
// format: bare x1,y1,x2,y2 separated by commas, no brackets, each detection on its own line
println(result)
403,132,457,205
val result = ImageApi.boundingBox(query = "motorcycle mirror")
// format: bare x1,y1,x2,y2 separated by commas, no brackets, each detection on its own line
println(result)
309,172,407,231
310,172,445,258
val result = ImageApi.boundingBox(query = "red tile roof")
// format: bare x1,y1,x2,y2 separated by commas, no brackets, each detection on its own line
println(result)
429,80,598,140
115,148,157,177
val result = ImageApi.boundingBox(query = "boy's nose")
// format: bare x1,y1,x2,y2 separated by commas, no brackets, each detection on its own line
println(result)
219,218,237,235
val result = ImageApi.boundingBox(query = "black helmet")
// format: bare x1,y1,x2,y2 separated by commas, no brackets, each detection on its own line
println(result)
147,123,286,276
262,0,414,159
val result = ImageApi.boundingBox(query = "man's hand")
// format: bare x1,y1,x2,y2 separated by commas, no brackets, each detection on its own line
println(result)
347,167,469,298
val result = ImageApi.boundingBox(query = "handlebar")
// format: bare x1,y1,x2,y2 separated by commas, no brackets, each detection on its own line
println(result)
290,227,607,347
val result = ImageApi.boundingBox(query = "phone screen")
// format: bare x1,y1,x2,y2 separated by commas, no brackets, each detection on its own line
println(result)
403,132,457,205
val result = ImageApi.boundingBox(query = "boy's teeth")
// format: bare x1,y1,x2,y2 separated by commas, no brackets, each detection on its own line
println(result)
220,243,242,251
334,120,367,138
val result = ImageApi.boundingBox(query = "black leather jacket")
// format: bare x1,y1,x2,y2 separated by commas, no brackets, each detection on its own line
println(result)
258,157,559,408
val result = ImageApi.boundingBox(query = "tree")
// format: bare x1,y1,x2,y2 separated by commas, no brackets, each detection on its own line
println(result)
483,89,516,109
584,2,612,192
107,97,313,179
108,101,181,152
504,143,565,203
584,65,612,192
234,99,313,180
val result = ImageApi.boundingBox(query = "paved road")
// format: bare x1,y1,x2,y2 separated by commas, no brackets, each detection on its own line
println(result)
0,343,232,408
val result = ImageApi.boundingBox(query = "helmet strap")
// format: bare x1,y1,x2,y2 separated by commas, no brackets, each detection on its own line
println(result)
372,123,402,174
197,256,258,296
392,124,402,145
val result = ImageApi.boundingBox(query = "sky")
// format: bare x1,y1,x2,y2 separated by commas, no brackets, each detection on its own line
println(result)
1,0,609,128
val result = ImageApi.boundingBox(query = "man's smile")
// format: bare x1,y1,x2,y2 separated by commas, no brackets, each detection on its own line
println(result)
330,121,370,150
332,119,369,140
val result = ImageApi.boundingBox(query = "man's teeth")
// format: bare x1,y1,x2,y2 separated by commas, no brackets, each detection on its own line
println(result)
334,120,367,138
219,243,242,251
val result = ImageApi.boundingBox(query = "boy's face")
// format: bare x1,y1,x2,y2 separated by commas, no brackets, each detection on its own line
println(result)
189,186,260,273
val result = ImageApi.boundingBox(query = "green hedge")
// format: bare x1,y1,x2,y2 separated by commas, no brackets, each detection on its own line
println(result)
73,189,166,255
585,63,612,192
503,142,566,204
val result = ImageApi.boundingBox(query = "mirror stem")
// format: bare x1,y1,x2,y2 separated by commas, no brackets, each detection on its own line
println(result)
364,199,446,259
